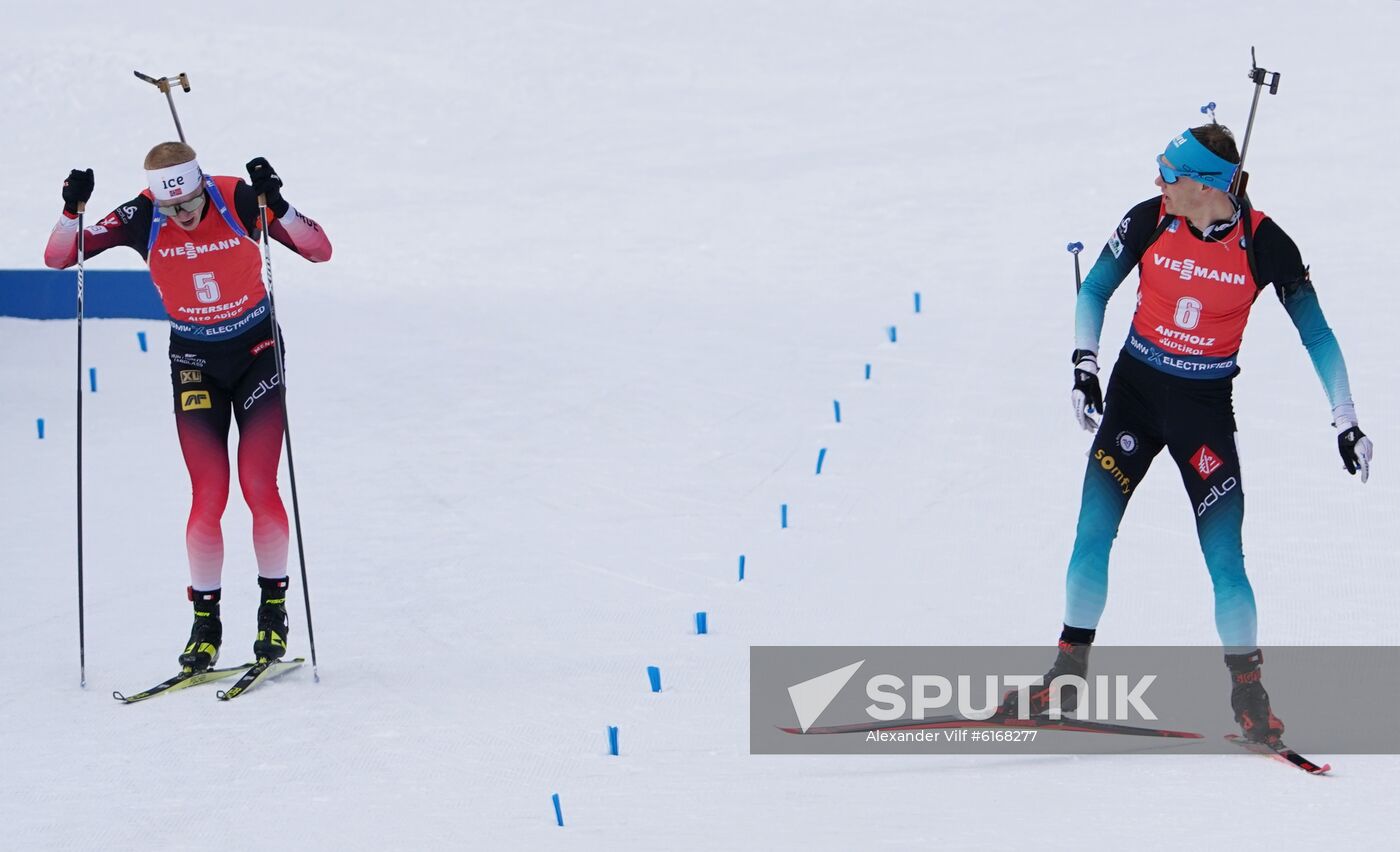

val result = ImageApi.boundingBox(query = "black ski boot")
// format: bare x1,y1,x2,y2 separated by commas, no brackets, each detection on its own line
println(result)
1000,625,1095,717
1226,649,1285,744
253,576,290,662
178,587,222,672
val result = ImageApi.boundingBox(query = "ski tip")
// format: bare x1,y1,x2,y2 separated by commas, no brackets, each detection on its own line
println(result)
1225,734,1332,774
111,690,126,701
1290,758,1331,775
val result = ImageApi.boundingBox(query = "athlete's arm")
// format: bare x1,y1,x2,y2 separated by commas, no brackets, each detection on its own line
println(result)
1074,197,1161,354
43,195,151,269
1256,219,1353,410
233,180,333,263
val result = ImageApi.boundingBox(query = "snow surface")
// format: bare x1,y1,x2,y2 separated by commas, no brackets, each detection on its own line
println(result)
3,1,1399,849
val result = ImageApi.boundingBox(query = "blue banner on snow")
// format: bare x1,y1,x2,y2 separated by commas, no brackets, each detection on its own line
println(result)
0,269,166,320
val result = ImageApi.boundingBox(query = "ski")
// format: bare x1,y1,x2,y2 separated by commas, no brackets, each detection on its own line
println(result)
113,662,254,704
782,713,1203,739
216,657,305,701
1225,734,1331,775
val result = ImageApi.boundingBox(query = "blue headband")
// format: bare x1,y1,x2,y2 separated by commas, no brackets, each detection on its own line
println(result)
1157,130,1238,192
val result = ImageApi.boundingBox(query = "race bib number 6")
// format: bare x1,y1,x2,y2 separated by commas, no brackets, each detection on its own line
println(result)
1174,296,1202,330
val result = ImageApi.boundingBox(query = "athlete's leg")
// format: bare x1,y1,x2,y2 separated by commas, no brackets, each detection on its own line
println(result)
232,344,289,579
171,362,232,591
1167,399,1254,651
999,359,1167,718
1063,360,1165,630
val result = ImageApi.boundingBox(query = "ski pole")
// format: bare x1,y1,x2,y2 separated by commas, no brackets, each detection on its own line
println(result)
133,71,192,143
1230,47,1281,197
257,197,320,681
75,201,87,688
1067,241,1084,294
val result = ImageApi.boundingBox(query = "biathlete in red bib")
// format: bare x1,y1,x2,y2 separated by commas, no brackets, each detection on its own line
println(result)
45,143,332,672
1001,124,1373,745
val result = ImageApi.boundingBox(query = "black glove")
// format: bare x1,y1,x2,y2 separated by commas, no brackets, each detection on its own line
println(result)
1338,425,1373,483
62,168,94,215
1071,349,1103,432
245,157,288,217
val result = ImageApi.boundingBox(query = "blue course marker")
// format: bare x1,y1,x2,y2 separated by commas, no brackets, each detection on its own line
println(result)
816,447,827,475
88,368,97,393
37,418,45,439
608,725,619,756
552,793,564,826
888,325,897,343
864,363,871,381
833,400,841,423
738,554,746,581
647,665,662,693
695,611,708,635
781,504,788,529
137,331,148,352
914,292,922,313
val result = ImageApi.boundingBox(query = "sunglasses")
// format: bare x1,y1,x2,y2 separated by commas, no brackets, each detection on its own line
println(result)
157,194,207,217
1157,153,1225,185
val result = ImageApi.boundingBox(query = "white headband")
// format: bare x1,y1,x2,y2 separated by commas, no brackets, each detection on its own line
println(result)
146,159,204,203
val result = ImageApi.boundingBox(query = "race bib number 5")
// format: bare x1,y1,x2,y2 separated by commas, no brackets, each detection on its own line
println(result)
193,272,221,304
